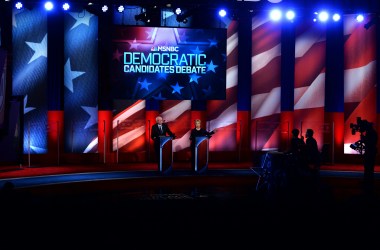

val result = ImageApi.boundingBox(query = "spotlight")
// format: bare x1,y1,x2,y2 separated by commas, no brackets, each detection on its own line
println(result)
285,10,295,21
356,14,364,22
15,1,23,9
332,13,341,21
269,9,282,21
175,7,182,15
317,11,329,22
102,5,108,13
62,3,70,11
218,9,227,17
44,1,54,11
117,5,124,13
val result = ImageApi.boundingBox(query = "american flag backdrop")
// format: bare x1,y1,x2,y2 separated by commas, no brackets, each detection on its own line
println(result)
207,20,238,152
294,18,326,151
343,14,377,154
12,8,48,154
64,10,98,153
111,100,146,154
250,14,282,151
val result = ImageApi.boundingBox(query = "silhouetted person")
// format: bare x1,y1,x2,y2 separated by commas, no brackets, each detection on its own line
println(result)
361,122,378,194
286,128,307,189
189,119,214,171
151,116,175,164
305,128,321,189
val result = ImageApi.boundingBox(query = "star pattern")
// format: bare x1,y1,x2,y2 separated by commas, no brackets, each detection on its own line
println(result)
171,82,184,94
69,11,94,30
207,60,218,73
81,105,98,129
64,59,85,93
189,74,201,84
23,95,36,114
26,34,47,64
192,46,204,54
129,39,140,50
139,78,152,91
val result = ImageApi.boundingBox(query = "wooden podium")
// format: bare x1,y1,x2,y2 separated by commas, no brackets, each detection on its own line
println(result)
159,136,173,173
194,136,209,173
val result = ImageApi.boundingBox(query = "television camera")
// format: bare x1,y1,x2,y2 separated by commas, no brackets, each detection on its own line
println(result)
349,117,373,154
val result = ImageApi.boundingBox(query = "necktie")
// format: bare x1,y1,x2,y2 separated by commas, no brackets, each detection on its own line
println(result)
159,125,163,134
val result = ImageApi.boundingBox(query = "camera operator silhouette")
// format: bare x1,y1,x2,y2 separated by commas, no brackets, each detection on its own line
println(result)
350,117,378,194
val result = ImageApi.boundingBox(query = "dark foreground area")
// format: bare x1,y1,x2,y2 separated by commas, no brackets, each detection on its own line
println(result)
1,173,380,249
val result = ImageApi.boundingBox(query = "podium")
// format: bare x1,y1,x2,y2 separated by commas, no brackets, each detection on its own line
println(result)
159,136,173,173
194,136,209,173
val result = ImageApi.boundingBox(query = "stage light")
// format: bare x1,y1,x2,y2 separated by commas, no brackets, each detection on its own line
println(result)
175,7,182,15
269,9,282,21
62,3,70,11
332,13,341,21
356,14,364,22
117,5,124,13
15,1,23,9
102,5,108,12
285,10,295,20
219,9,227,17
318,11,329,22
44,1,54,11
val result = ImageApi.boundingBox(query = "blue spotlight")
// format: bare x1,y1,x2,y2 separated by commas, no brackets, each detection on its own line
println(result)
175,7,182,15
117,5,124,13
15,2,23,9
62,3,70,11
285,10,295,21
332,13,341,21
269,9,282,21
219,9,227,17
102,5,108,12
318,11,329,22
44,1,54,11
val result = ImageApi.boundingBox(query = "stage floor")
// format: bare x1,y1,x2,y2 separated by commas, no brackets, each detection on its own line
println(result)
1,161,379,248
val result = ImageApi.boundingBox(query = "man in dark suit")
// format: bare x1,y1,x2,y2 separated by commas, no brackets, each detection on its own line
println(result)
151,116,175,163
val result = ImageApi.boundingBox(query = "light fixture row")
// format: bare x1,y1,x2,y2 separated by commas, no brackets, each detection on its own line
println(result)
11,1,372,25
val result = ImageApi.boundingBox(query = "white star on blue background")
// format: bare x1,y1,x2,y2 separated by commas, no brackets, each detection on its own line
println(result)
26,34,47,64
81,105,98,129
69,11,94,30
23,95,36,114
64,59,85,93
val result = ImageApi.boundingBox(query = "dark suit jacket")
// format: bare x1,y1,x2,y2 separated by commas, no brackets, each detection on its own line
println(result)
151,123,174,141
